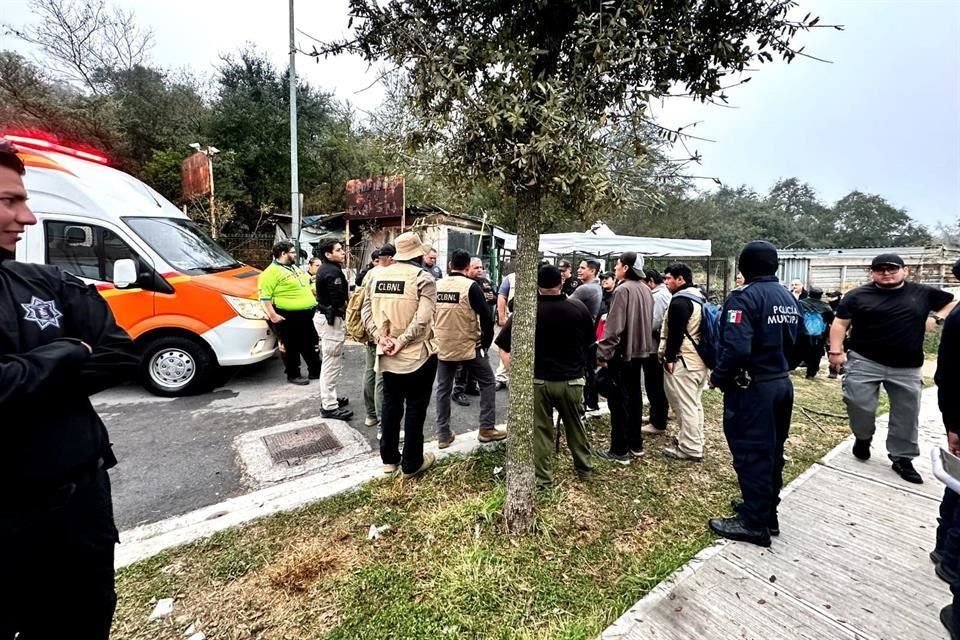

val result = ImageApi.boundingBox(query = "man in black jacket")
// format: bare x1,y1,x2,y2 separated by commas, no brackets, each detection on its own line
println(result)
0,140,139,640
934,258,960,640
314,238,353,420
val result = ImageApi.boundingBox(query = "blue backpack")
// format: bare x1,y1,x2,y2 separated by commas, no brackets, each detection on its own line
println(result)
802,309,827,337
675,290,721,369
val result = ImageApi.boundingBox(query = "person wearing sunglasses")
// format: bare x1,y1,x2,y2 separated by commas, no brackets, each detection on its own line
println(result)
829,253,957,484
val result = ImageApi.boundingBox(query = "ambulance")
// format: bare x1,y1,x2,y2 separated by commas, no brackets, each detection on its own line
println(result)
5,133,277,396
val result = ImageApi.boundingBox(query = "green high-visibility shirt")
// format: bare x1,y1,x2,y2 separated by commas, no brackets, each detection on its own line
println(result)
258,261,317,311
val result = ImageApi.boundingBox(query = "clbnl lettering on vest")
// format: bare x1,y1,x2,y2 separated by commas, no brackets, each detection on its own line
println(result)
435,276,479,362
375,280,406,294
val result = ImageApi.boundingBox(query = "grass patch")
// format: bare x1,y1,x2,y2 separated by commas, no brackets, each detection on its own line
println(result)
113,373,852,640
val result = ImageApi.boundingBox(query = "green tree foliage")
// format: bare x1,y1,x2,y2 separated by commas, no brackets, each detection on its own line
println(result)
831,191,931,247
330,0,832,533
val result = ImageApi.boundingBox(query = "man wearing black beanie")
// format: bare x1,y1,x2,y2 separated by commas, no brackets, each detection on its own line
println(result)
495,264,596,488
708,240,800,547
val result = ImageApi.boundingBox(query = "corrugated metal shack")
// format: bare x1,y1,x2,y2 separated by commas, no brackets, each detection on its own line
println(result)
777,245,960,291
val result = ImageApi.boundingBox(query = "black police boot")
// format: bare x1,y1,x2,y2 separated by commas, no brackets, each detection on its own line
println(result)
708,516,771,547
941,604,959,640
321,406,354,420
730,499,780,536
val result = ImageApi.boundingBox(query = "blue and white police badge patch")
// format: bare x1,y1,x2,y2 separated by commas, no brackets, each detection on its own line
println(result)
21,296,64,329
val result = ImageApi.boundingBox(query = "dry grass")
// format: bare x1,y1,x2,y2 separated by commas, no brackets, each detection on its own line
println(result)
114,372,852,640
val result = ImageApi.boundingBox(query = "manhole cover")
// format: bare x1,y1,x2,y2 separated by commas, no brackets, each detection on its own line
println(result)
262,423,342,465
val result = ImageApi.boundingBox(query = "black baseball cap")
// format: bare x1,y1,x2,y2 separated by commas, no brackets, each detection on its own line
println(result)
378,243,396,257
871,253,904,269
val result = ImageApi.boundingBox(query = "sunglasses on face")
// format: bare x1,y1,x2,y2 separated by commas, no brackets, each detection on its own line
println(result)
871,265,901,274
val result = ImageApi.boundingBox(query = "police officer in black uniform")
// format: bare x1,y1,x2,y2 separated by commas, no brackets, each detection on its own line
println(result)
0,140,139,638
708,240,800,547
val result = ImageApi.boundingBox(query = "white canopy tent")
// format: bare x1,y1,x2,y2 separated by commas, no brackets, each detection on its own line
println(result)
498,230,711,257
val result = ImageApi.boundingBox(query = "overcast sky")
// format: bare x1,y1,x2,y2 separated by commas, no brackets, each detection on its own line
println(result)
3,0,958,228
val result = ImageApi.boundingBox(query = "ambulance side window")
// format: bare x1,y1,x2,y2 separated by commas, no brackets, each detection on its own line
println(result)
45,221,143,283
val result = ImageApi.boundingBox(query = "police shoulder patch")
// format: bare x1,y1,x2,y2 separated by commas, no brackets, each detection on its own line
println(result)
22,296,64,329
726,309,743,324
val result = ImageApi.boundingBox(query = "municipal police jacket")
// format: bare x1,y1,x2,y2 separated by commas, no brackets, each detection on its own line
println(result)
710,275,800,390
0,249,139,490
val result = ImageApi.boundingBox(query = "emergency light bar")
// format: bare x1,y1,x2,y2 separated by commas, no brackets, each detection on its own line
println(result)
1,133,110,165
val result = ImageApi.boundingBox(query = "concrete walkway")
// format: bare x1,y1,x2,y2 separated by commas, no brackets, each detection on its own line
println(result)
602,386,949,640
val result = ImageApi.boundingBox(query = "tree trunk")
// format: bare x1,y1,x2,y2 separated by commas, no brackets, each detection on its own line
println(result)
503,188,541,535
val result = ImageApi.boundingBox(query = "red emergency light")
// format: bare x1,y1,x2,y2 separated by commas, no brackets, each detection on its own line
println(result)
1,133,110,165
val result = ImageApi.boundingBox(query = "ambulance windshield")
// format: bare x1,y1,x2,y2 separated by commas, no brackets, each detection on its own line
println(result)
125,217,242,275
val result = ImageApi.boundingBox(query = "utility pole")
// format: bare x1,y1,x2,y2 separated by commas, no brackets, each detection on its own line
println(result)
289,0,301,263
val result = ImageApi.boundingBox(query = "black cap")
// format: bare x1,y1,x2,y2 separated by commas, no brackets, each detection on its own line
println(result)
557,259,572,270
538,264,563,289
379,243,396,257
371,249,381,260
871,253,904,269
737,241,779,282
809,287,823,299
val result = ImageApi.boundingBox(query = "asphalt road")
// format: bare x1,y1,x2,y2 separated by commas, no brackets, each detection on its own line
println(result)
94,344,509,530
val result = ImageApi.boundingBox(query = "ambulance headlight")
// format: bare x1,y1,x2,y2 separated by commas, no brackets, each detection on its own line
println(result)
224,295,268,321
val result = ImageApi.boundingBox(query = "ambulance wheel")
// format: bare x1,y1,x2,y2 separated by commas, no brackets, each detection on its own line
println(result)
140,335,217,397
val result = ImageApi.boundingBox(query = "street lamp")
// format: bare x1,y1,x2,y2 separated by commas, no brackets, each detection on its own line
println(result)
189,143,221,238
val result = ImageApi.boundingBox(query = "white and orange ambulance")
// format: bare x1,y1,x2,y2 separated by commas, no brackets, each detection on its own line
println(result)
5,133,277,396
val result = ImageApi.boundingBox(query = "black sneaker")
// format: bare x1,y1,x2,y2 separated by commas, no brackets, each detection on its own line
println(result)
308,372,321,380
852,437,871,461
321,407,354,420
596,450,631,465
287,376,310,386
495,381,507,391
891,457,923,484
337,397,349,408
452,392,472,407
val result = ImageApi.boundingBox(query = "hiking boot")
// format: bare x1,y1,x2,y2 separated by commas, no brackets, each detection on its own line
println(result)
452,392,472,407
729,499,780,535
641,424,667,436
364,416,379,427
891,457,923,484
478,427,508,443
287,376,310,386
596,450,631,465
337,397,350,407
437,433,456,449
852,437,872,461
708,516,771,548
403,452,436,478
663,446,703,462
383,463,399,475
942,604,958,640
321,407,354,420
